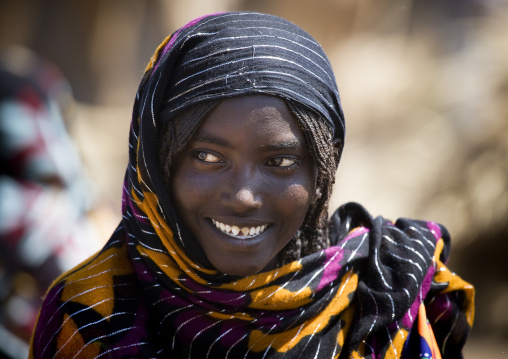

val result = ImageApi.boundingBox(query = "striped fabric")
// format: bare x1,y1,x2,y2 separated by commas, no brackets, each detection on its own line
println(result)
30,12,474,358
156,12,345,146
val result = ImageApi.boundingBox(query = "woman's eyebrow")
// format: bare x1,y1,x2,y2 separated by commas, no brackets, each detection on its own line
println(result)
192,131,304,150
192,132,232,148
259,138,304,151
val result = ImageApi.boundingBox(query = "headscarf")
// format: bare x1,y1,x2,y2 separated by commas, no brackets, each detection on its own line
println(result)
30,12,474,358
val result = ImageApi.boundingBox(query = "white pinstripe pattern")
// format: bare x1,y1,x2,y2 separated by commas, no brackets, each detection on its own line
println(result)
172,311,213,350
94,342,150,359
282,322,307,357
388,225,436,255
386,327,398,357
365,289,379,336
362,339,374,357
139,140,154,188
243,324,275,358
157,304,194,336
54,311,135,357
406,237,433,259
189,18,324,49
386,292,396,321
187,318,226,358
406,272,419,286
441,310,459,355
39,297,113,357
374,247,393,290
276,287,333,358
186,30,330,69
37,264,123,345
346,232,368,262
387,251,423,274
248,270,300,307
134,236,166,253
151,68,164,127
408,225,438,249
175,41,333,86
129,177,143,196
225,332,250,359
382,234,428,264
166,55,332,104
140,229,157,236
71,326,137,359
406,304,414,323
254,251,339,310
205,327,234,358
261,337,278,359
433,295,451,324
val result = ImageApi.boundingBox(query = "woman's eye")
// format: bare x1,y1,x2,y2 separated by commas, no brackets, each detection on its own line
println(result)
267,157,298,167
195,151,221,163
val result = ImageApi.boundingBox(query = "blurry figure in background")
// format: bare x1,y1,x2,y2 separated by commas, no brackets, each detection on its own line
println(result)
0,47,100,358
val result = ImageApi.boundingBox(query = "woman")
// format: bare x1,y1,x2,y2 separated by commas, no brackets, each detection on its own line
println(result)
30,12,474,358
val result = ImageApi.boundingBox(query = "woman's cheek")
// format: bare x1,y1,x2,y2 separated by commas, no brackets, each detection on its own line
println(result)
172,169,212,208
282,183,313,205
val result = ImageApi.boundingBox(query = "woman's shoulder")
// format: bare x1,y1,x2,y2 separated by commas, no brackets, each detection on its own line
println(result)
46,236,136,300
30,235,145,358
329,202,449,240
330,202,450,262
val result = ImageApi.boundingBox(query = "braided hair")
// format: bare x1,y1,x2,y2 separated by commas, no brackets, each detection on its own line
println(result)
159,97,341,266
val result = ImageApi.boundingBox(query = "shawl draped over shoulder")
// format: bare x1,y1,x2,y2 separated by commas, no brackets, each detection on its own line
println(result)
30,12,474,359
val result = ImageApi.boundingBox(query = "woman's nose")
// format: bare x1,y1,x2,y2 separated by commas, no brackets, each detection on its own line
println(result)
222,171,262,212
234,187,262,210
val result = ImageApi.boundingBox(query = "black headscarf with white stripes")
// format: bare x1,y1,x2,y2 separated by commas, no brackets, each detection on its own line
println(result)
146,12,344,145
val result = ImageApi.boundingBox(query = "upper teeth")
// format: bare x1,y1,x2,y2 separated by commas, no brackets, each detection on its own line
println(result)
211,219,267,239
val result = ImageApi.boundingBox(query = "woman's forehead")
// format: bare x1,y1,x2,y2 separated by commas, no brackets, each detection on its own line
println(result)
194,95,306,146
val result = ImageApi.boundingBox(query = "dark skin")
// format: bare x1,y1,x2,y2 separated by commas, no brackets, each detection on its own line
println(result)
170,95,317,276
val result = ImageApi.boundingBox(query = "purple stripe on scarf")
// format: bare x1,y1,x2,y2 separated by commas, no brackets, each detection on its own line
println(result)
184,278,249,307
316,247,344,291
427,221,442,240
337,227,369,247
402,260,436,328
122,182,150,225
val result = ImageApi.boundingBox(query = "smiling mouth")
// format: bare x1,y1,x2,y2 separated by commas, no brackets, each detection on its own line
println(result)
211,219,268,239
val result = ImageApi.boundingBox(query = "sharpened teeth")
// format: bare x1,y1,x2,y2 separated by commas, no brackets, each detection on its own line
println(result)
211,219,268,238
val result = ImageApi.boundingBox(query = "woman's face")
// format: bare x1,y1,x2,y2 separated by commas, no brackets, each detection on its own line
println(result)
170,95,316,276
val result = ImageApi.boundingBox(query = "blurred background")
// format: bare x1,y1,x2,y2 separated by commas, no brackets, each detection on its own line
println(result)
0,0,506,358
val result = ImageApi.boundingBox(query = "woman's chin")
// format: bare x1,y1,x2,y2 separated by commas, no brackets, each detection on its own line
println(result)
215,263,264,277
210,253,280,277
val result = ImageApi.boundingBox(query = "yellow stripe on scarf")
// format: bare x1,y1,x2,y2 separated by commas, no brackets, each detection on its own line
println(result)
249,285,312,311
433,239,475,327
381,328,410,359
131,187,216,284
219,260,303,291
145,34,172,72
60,244,134,319
247,270,358,353
55,314,101,359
